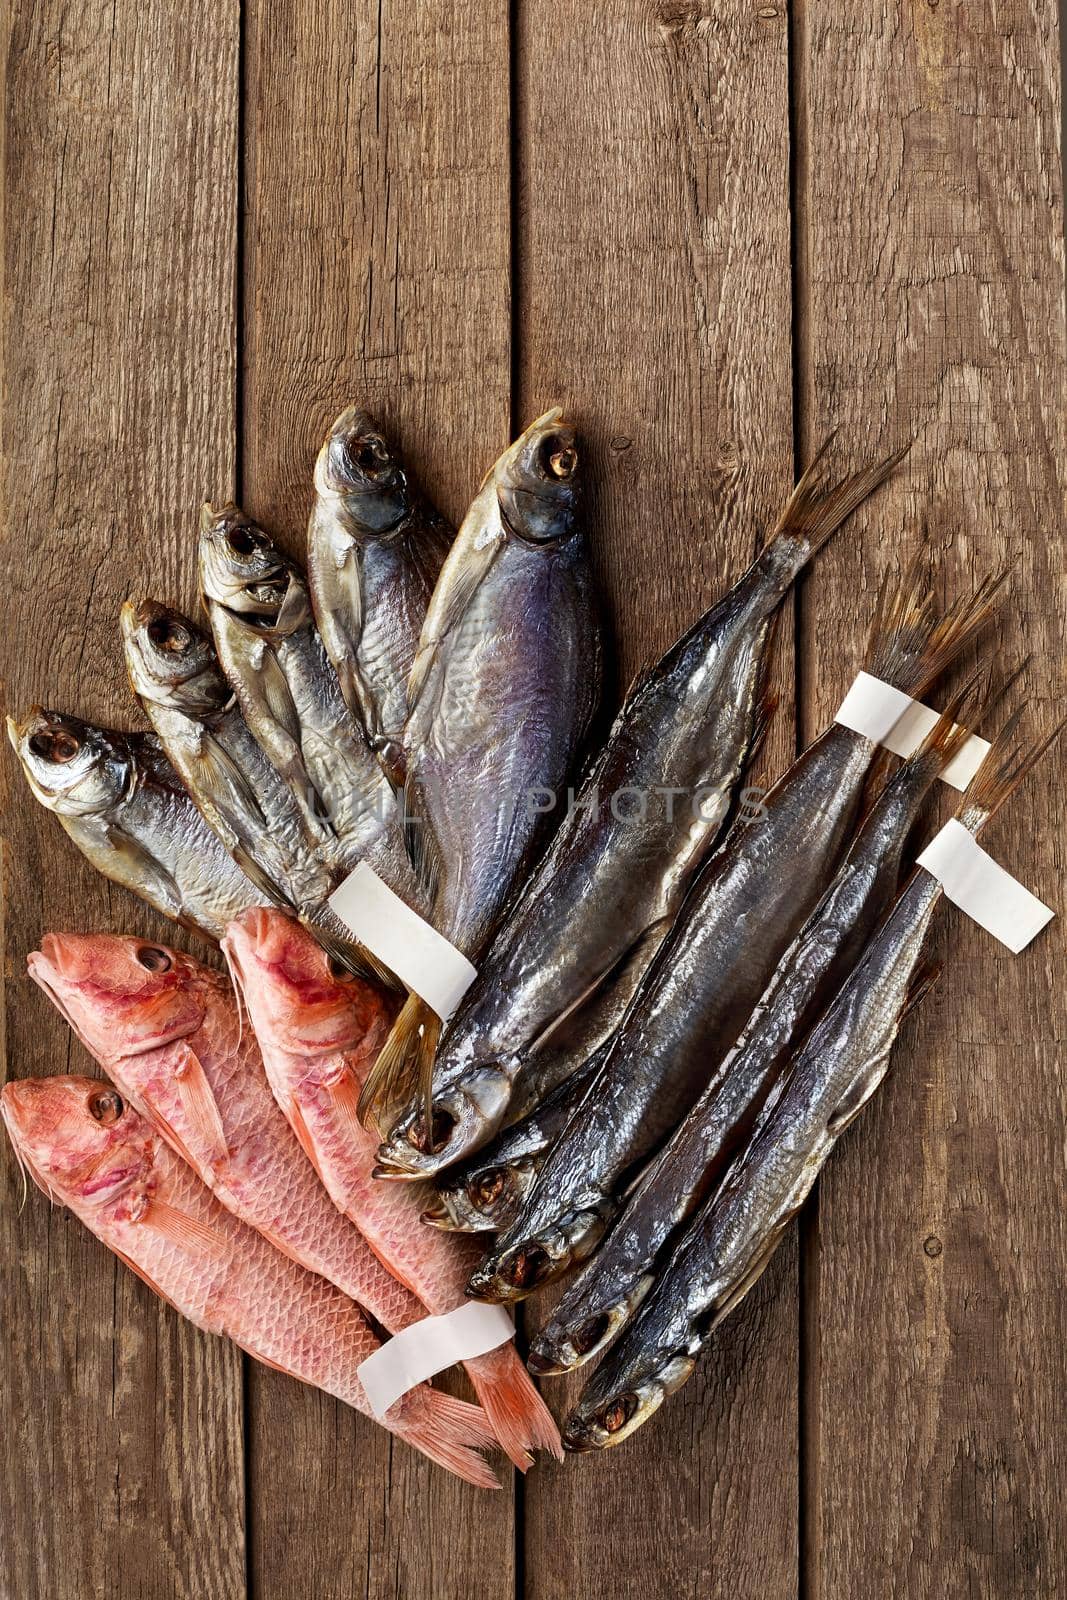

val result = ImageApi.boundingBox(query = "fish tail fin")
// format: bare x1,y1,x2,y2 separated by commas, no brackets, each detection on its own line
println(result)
960,708,1067,835
769,434,910,561
466,1345,564,1469
393,1389,502,1489
358,993,439,1132
865,558,1010,701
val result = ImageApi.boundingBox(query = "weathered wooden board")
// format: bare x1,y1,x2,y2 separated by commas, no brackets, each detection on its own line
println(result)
240,2,516,1594
4,0,1066,1594
794,2,1067,1595
0,2,246,1597
514,3,799,1596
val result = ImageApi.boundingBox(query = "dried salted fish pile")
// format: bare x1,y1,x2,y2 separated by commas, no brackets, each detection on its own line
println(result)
7,410,1059,1477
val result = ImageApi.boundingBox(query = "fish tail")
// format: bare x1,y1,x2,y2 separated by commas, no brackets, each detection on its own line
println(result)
466,1344,564,1469
358,993,439,1132
769,434,910,561
961,708,1067,834
393,1389,502,1488
865,559,1010,700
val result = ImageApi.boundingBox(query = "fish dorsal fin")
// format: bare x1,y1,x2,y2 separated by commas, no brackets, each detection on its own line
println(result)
100,823,186,922
173,1045,229,1164
138,1194,230,1260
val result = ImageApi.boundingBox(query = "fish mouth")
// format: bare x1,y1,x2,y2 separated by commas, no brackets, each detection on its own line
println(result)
561,1355,690,1453
530,1275,655,1374
468,1202,612,1303
375,1067,517,1178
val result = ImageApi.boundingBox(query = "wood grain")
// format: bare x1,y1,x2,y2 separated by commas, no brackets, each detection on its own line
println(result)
240,2,517,1593
794,2,1067,1594
0,1,245,1597
514,3,799,1595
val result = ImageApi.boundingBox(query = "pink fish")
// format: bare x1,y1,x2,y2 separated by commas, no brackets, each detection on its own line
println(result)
28,931,422,1339
223,906,563,1468
0,1075,499,1486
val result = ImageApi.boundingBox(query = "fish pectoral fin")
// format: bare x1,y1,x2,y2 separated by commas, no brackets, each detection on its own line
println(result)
192,728,271,836
139,1196,230,1260
401,771,444,905
325,1061,365,1146
173,1046,229,1163
101,824,186,921
230,841,292,911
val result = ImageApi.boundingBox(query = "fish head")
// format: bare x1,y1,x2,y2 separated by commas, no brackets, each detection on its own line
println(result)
198,503,295,622
8,708,131,817
560,1347,695,1453
496,407,581,547
375,1060,520,1179
1,1075,153,1211
222,907,383,1057
314,407,411,535
465,1199,610,1304
28,932,208,1062
426,1154,538,1234
527,1273,655,1376
121,599,231,716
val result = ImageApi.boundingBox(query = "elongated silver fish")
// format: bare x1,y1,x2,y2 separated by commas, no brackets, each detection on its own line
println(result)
308,407,453,783
377,440,909,1179
467,567,1002,1302
8,708,264,940
527,679,985,1369
361,408,602,1128
561,712,1060,1452
198,503,420,910
122,598,333,913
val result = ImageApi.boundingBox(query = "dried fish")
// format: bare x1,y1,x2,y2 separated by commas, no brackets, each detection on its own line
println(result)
528,678,986,1370
467,565,1002,1301
8,708,265,940
562,712,1060,1451
378,440,908,1179
362,408,601,1127
308,407,452,783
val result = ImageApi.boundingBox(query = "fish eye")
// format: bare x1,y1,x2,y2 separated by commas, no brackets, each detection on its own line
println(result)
146,617,191,654
136,945,172,973
29,728,81,763
227,526,263,557
473,1169,505,1207
601,1393,638,1434
327,954,355,980
88,1088,124,1125
543,435,578,481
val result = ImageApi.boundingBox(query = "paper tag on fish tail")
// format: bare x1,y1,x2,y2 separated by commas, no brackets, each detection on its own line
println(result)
835,672,990,790
917,819,1054,953
328,863,478,1021
358,1302,516,1419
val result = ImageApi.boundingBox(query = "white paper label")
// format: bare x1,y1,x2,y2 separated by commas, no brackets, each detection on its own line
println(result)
917,819,1055,953
328,862,478,1021
358,1301,516,1418
835,671,990,790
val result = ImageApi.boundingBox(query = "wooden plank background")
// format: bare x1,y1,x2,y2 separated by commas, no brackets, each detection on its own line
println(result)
2,2,1064,1596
